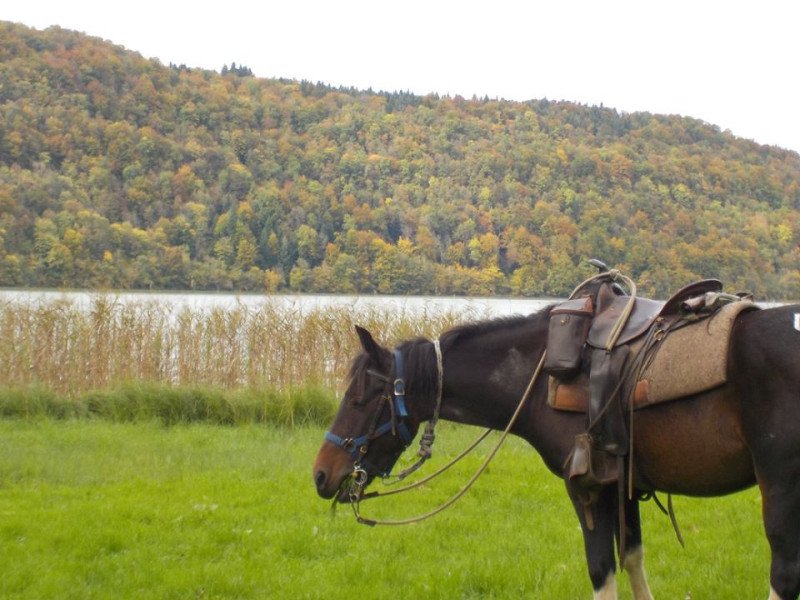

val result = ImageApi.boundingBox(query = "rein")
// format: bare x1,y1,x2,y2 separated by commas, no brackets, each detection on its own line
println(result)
348,349,548,526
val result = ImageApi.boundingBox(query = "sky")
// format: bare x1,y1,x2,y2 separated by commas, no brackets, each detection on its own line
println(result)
4,0,800,153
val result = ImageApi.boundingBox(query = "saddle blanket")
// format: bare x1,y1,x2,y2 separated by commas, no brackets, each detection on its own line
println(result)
548,299,759,412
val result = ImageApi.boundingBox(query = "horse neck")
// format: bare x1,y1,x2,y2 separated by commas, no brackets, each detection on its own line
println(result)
436,314,549,431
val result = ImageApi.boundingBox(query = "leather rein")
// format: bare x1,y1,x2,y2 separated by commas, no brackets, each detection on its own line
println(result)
329,339,547,527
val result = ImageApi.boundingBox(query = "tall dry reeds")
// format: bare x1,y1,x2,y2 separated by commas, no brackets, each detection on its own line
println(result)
0,295,476,398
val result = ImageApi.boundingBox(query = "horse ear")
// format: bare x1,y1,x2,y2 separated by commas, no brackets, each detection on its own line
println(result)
355,325,382,359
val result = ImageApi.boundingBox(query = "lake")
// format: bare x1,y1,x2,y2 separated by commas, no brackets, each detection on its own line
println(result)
0,289,557,318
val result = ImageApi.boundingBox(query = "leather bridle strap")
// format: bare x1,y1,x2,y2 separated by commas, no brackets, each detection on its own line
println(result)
323,349,413,475
382,339,444,483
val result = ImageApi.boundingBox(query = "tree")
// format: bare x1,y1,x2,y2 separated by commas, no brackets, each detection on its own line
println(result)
289,258,313,292
45,243,73,285
1,21,800,297
295,224,320,264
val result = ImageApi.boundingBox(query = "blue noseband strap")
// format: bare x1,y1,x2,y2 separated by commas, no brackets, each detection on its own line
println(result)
325,348,413,469
324,420,396,461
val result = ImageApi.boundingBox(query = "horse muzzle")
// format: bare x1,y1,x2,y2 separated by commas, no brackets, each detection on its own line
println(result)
313,443,355,500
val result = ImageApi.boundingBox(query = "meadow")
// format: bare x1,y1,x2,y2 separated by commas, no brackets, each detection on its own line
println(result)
0,420,769,599
0,295,772,598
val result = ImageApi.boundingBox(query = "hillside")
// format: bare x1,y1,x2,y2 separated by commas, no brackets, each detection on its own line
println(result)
1,21,799,298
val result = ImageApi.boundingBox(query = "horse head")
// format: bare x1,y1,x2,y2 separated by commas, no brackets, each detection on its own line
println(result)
313,325,423,501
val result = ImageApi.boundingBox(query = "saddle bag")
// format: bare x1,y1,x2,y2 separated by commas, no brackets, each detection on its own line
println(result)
544,295,595,380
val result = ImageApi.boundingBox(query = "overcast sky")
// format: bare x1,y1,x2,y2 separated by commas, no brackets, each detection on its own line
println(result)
5,0,800,153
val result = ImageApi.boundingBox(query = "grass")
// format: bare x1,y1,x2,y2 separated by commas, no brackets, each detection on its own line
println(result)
0,294,773,597
0,420,770,599
0,382,337,426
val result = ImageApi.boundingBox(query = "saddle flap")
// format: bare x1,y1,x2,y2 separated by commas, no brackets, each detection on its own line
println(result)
587,297,664,349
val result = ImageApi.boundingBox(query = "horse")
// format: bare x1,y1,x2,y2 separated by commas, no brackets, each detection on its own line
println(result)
313,301,800,600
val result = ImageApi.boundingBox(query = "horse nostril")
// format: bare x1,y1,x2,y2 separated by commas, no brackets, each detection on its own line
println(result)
315,470,327,491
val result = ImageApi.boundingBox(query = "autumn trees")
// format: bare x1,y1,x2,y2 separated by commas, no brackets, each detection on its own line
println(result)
1,22,799,298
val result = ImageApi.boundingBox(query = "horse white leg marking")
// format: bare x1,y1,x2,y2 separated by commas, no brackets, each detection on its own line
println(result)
794,313,800,332
769,585,784,600
622,546,654,600
593,571,617,600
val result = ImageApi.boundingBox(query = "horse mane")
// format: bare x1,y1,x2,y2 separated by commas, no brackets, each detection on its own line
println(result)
396,337,440,399
439,304,555,352
394,305,555,396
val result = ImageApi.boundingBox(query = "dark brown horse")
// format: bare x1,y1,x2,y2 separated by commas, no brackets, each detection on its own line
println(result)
313,303,800,600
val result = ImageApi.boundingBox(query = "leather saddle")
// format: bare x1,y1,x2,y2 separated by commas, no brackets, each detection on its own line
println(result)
587,279,723,350
557,271,739,521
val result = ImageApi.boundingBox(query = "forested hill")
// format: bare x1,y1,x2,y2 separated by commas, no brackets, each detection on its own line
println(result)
1,22,799,299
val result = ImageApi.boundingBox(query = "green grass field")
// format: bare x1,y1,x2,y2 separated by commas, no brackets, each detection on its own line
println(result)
0,419,770,599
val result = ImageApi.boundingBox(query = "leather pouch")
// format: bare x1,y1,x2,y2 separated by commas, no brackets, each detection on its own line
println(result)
544,295,594,380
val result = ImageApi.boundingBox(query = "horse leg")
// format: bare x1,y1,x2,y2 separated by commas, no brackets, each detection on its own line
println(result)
618,498,654,600
732,306,800,599
568,484,619,599
759,473,800,600
622,546,653,600
750,421,800,599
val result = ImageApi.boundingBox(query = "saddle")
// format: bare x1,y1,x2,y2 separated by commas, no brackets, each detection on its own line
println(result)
544,277,725,384
545,269,752,502
588,278,723,350
549,296,758,413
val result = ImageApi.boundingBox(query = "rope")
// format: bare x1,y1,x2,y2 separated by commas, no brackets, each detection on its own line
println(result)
420,338,444,457
351,350,547,526
603,272,637,351
361,428,492,500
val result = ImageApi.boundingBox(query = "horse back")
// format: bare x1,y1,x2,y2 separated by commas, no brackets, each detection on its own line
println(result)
729,304,800,461
631,305,800,496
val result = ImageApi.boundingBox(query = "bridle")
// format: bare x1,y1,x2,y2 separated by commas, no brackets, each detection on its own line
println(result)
350,345,548,526
323,348,419,482
324,333,547,526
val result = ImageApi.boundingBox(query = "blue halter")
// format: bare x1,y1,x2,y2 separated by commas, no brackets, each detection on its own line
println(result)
324,349,413,475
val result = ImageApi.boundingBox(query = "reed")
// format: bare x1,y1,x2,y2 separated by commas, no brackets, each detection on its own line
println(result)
0,295,482,422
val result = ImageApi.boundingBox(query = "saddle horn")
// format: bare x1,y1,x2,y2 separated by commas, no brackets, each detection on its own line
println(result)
585,259,627,297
